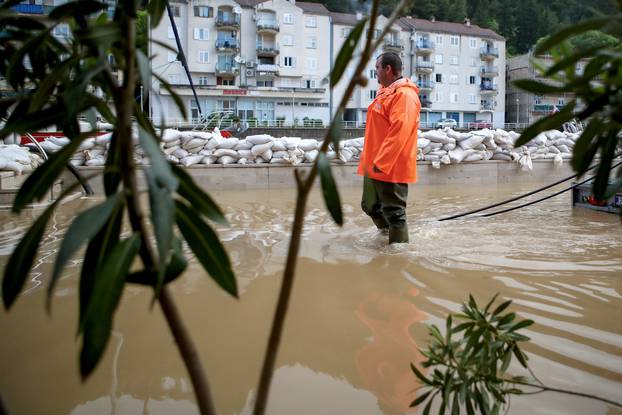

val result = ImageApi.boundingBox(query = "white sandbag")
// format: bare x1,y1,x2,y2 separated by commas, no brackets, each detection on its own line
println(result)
78,137,96,150
299,139,319,151
213,148,239,159
424,154,440,161
163,146,179,156
85,156,106,166
269,157,288,164
95,133,113,146
246,134,273,145
162,129,181,143
546,129,565,140
429,150,448,157
218,155,237,165
179,131,196,140
561,152,572,159
422,146,432,155
492,153,513,161
532,132,548,146
193,131,213,140
431,160,441,169
238,158,248,165
183,138,208,151
251,142,274,156
441,154,451,165
234,139,252,150
237,149,253,159
417,138,430,148
180,155,203,167
163,139,181,148
326,150,336,160
557,144,570,154
96,121,114,131
214,137,239,149
458,135,485,150
272,139,287,152
260,149,273,162
201,156,217,164
0,145,32,165
442,142,456,151
428,142,443,150
463,152,485,162
548,146,561,154
173,148,189,159
449,148,477,163
272,150,288,159
518,153,533,172
305,150,319,162
85,149,106,160
187,146,203,154
79,120,93,132
47,136,70,147
339,148,354,163
423,130,453,144
283,136,302,149
473,144,487,151
254,158,266,164
40,140,63,153
166,155,179,164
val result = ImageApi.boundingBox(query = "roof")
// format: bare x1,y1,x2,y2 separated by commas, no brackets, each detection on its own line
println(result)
297,1,330,15
400,17,504,41
329,11,360,25
235,0,262,8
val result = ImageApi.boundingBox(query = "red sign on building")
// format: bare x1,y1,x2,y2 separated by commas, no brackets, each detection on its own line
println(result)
223,89,247,95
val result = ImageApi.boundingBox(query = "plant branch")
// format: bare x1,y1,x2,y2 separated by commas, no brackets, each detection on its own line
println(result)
115,13,216,415
506,379,622,408
252,1,411,414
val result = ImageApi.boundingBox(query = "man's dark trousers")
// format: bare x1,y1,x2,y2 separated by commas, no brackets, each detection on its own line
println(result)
361,177,409,243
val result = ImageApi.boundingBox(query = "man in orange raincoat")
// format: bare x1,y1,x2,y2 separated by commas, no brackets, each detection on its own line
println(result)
357,52,420,243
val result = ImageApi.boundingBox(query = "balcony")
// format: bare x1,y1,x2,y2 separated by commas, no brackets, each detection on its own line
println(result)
479,84,498,95
215,62,239,75
533,104,564,113
216,14,240,30
420,99,432,109
414,40,435,54
256,44,279,57
480,102,496,112
480,65,499,77
416,80,435,91
480,46,499,60
215,39,239,52
415,61,434,73
383,39,403,52
257,20,279,34
256,64,279,76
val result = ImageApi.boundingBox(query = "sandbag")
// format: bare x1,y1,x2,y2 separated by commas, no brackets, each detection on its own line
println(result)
246,134,273,145
251,142,274,156
299,139,319,151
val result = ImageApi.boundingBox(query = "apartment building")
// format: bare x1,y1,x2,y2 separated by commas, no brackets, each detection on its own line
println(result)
506,52,579,126
149,4,507,128
150,0,332,125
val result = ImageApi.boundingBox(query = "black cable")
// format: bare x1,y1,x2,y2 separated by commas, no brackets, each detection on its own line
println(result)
437,159,617,221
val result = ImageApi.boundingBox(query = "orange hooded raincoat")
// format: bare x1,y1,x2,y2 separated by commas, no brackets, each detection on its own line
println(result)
357,78,420,183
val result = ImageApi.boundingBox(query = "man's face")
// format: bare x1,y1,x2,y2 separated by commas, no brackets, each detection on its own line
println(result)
375,58,391,88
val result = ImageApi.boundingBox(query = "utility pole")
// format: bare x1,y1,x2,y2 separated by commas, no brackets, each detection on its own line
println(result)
516,97,520,125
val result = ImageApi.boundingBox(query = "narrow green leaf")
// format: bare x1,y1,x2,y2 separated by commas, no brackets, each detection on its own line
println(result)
512,346,529,368
317,152,343,226
500,349,512,373
497,312,516,327
49,0,107,20
103,131,121,196
12,136,84,212
492,299,512,317
513,79,570,94
154,74,187,119
576,93,610,120
137,125,178,191
78,202,124,334
136,49,151,86
126,236,187,286
171,164,227,225
508,319,534,332
147,0,167,28
331,18,367,87
571,120,601,174
484,293,499,313
49,193,122,310
422,398,433,415
465,395,476,415
29,57,76,112
593,131,620,200
410,390,432,407
175,200,237,297
63,65,104,120
80,234,140,378
514,101,576,147
329,109,343,156
0,105,65,140
452,392,460,415
73,23,122,44
410,363,431,385
544,46,603,76
452,322,473,333
535,18,613,54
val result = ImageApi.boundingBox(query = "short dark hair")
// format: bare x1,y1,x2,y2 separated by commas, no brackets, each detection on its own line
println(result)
377,52,402,73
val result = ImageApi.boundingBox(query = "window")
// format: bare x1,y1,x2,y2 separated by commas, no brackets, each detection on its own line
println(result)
283,13,293,24
283,56,295,67
373,29,381,39
369,69,377,79
171,5,180,17
198,51,209,63
535,96,542,104
167,51,178,62
305,16,317,27
281,78,291,87
449,74,458,84
450,93,459,103
167,26,174,39
198,76,209,85
168,74,180,84
435,35,443,45
469,75,476,85
304,79,316,88
305,36,317,48
305,58,317,70
470,58,476,67
194,6,212,18
370,90,377,99
558,98,565,106
435,92,443,102
194,27,209,40
450,55,458,65
54,24,70,38
469,38,477,48
435,73,442,83
450,36,459,46
469,94,477,104
435,54,443,64
342,28,351,38
257,80,274,87
282,34,293,46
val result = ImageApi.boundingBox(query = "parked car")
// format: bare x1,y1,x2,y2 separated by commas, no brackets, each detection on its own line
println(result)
468,121,493,129
436,118,458,128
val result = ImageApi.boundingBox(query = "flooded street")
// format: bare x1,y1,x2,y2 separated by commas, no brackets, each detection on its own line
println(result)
1,181,621,415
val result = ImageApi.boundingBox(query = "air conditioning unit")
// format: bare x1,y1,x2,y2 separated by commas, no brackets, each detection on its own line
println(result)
246,60,255,68
246,69,255,77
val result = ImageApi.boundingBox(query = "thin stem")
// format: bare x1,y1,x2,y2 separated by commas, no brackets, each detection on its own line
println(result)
252,1,411,414
506,379,622,408
116,12,216,415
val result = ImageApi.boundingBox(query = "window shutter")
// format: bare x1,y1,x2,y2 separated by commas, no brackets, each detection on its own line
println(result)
292,57,296,67
194,6,199,16
194,28,199,39
208,7,213,17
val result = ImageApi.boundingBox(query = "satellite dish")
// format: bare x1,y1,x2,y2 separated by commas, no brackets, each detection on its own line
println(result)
234,55,244,64
233,6,242,13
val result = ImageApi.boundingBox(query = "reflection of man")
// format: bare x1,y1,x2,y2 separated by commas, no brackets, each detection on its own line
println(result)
358,52,420,244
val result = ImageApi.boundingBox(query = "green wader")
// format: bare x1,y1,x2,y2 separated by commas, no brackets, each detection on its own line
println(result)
361,177,409,243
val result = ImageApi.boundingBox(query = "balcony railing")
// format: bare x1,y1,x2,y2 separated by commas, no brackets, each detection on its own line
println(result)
480,47,499,59
383,39,403,50
256,44,279,56
533,104,564,113
256,64,279,74
257,20,279,32
215,63,239,74
216,14,240,27
480,103,496,111
480,65,499,76
479,84,498,93
415,40,435,53
215,40,239,51
415,61,434,71
420,99,432,108
416,80,435,89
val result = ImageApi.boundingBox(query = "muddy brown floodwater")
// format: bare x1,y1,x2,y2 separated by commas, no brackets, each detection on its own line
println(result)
1,182,621,415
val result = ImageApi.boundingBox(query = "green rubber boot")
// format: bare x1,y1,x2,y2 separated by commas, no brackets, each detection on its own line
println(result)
389,226,409,244
372,217,390,232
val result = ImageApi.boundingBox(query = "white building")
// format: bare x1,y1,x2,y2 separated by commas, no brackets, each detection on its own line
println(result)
150,3,507,128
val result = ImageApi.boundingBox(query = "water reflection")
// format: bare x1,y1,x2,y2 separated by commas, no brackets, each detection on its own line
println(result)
1,183,621,414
